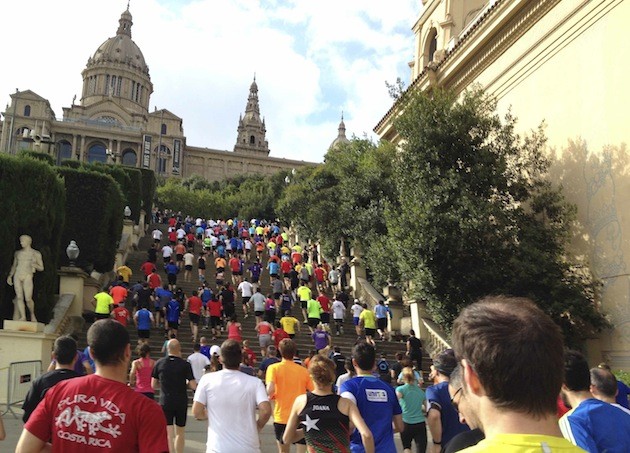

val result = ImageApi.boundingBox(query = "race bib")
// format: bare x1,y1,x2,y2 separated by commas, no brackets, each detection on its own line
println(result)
365,389,387,402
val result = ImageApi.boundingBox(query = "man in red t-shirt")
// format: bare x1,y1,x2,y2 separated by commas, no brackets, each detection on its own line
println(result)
207,297,223,341
186,291,203,343
313,264,326,292
147,269,162,291
111,304,131,327
229,255,243,285
140,260,156,277
316,291,331,328
17,319,169,453
110,284,128,306
272,322,290,350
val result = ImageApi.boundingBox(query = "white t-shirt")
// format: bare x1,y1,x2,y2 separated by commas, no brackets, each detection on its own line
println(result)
195,218,202,226
183,253,195,266
332,300,346,319
238,281,254,298
351,303,364,318
176,228,186,239
152,229,163,240
193,369,269,453
210,235,218,247
187,352,210,382
162,245,173,258
244,239,252,251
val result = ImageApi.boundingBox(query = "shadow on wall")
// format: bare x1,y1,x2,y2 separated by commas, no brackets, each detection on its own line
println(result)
550,138,630,348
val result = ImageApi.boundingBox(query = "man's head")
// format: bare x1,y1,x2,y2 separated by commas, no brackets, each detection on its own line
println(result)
452,296,564,418
220,339,242,369
167,339,182,356
448,364,481,429
267,345,277,357
432,349,457,380
563,349,591,392
590,367,618,403
352,342,376,372
87,319,131,367
53,335,78,366
193,343,201,352
279,339,297,360
200,336,207,345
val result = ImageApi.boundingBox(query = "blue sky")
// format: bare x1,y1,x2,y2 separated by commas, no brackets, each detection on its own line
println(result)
0,0,419,163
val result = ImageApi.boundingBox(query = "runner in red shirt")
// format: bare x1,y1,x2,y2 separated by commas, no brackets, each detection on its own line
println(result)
316,292,331,328
313,264,326,292
147,269,162,290
207,296,223,341
111,304,131,327
140,260,156,277
229,255,243,285
186,291,203,343
168,230,177,244
272,322,290,350
110,285,128,306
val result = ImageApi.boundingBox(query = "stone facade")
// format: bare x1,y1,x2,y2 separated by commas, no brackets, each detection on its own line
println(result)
375,0,630,368
0,7,316,180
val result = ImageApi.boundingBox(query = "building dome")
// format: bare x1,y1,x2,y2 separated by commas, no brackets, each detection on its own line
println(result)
329,113,350,150
89,9,149,75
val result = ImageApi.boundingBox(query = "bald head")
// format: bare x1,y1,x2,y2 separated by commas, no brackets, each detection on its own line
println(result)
167,339,181,356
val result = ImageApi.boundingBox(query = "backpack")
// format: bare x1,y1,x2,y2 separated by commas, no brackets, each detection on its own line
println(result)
377,359,391,383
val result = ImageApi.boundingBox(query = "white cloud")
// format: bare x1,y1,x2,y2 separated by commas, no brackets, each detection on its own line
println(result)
0,0,418,163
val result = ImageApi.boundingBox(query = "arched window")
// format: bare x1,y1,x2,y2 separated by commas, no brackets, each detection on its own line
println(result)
161,123,167,135
56,141,73,164
122,149,137,166
425,27,438,66
87,142,107,163
24,105,31,117
249,135,255,145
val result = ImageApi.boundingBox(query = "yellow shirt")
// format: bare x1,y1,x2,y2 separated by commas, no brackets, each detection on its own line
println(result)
461,433,586,452
280,316,298,335
297,286,312,302
116,265,132,283
266,359,314,423
94,292,114,314
359,309,377,329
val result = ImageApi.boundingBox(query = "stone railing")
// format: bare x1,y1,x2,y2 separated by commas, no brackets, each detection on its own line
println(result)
408,299,452,358
44,294,84,336
354,276,383,309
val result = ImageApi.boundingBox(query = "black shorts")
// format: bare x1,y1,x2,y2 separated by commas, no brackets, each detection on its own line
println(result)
95,312,109,320
216,267,225,273
138,329,150,339
162,402,188,427
189,313,200,325
321,313,330,324
242,296,251,305
210,316,221,328
308,318,320,328
168,321,179,330
185,265,193,271
273,423,306,445
232,270,242,276
300,301,307,309
377,318,388,331
365,328,376,337
167,274,177,284
273,292,282,299
255,310,264,317
176,254,184,261
271,273,279,278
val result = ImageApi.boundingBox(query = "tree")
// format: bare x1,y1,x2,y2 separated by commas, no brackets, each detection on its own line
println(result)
387,87,608,344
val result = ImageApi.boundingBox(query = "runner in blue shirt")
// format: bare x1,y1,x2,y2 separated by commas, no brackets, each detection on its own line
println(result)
134,306,154,341
340,343,403,453
165,298,181,338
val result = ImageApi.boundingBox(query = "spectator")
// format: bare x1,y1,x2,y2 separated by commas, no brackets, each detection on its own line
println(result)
597,362,630,409
590,366,630,415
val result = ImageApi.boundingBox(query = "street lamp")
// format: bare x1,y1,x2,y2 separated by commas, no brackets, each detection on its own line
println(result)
66,240,80,266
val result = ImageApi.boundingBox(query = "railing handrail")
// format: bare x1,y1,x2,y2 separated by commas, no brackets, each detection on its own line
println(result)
421,317,452,355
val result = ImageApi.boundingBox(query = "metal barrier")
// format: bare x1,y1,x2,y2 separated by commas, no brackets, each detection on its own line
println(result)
3,360,41,418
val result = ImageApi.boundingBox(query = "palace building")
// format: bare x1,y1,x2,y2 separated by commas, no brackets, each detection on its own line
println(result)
375,0,630,367
0,7,322,180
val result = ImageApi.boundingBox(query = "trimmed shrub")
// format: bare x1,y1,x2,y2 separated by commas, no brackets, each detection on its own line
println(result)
59,160,81,169
0,154,65,324
19,150,55,166
120,167,143,223
57,167,124,273
139,168,156,215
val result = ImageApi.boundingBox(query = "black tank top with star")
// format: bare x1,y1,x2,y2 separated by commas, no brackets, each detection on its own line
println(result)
298,392,350,453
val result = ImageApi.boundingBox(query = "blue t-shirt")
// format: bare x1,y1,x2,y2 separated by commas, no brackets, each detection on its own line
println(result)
229,237,239,250
425,381,469,445
165,263,178,275
559,398,630,452
154,287,173,309
200,288,212,305
267,261,280,275
166,300,180,322
340,375,402,453
375,304,388,319
617,381,630,408
136,308,152,330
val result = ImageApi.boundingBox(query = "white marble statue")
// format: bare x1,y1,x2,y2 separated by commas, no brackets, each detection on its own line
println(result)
7,235,44,322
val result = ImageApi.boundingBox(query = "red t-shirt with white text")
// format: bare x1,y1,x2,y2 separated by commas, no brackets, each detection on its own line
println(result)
111,306,130,327
25,374,168,452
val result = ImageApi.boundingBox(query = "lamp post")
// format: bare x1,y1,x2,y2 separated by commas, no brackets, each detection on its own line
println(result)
66,240,80,267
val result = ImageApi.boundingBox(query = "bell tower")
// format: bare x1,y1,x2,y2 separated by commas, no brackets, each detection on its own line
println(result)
234,76,269,155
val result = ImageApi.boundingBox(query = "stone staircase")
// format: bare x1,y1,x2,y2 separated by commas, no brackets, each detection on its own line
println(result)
77,223,432,390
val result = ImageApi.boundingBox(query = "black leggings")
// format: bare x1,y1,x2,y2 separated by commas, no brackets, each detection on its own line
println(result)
400,421,427,453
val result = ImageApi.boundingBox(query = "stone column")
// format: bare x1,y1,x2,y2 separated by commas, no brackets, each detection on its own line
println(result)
349,242,366,296
383,284,404,334
58,266,90,317
79,135,86,161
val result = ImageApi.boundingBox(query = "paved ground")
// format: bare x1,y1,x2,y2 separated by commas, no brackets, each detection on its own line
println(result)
2,406,410,452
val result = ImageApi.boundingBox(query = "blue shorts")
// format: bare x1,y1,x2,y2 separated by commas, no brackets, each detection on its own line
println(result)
353,317,360,326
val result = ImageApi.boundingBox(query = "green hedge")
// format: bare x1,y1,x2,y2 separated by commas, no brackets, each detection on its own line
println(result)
139,168,156,216
0,154,65,324
120,167,143,223
57,167,124,273
19,150,55,166
59,160,81,169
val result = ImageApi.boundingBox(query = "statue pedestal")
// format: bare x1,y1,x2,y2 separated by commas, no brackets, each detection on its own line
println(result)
0,328,56,404
3,320,45,332
58,266,89,317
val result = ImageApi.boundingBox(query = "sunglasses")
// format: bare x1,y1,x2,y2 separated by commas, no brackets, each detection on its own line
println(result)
450,387,463,413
